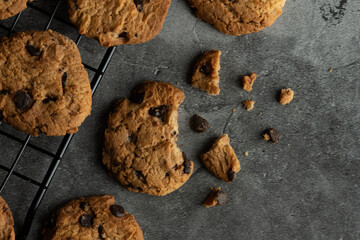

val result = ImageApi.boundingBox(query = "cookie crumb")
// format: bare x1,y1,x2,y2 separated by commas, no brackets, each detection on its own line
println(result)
259,112,263,116
232,108,236,112
242,100,255,111
202,187,227,207
244,152,249,156
279,88,294,105
176,82,180,85
328,68,333,72
242,73,257,92
263,128,280,144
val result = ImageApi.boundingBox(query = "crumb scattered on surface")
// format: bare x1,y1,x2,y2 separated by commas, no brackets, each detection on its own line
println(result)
259,112,263,116
287,144,290,147
232,108,236,112
261,124,264,127
176,82,180,85
263,128,280,144
263,133,270,141
279,88,294,105
190,114,210,133
244,152,249,156
202,187,227,208
242,100,255,111
242,73,257,92
329,68,333,72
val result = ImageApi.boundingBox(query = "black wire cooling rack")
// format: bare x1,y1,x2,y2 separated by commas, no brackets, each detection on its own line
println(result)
0,0,116,239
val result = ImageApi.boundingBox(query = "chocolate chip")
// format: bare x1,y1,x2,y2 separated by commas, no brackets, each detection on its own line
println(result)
98,225,105,239
80,202,88,211
190,114,210,133
26,44,42,57
135,170,144,179
215,190,227,206
14,91,32,110
182,152,192,174
110,205,125,218
129,91,144,104
133,0,143,11
79,214,93,227
0,90,8,95
173,165,178,170
165,172,170,177
149,105,167,120
42,97,57,103
227,169,236,182
200,63,211,75
62,72,67,90
119,32,128,39
265,128,281,144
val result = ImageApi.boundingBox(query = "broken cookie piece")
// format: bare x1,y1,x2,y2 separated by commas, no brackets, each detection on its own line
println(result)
190,114,210,133
191,50,221,95
279,88,294,105
200,134,240,183
202,187,227,208
242,73,257,92
242,100,255,111
263,128,280,143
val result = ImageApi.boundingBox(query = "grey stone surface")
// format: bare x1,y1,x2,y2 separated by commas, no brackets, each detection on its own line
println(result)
0,0,359,239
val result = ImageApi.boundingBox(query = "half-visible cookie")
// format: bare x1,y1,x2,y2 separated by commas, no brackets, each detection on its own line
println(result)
0,196,15,240
68,0,171,47
42,195,143,240
200,134,240,182
191,50,221,95
0,30,92,136
0,0,33,20
188,0,287,36
103,81,193,196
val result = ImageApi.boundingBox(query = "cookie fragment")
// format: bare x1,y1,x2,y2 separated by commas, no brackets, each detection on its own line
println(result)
242,100,255,111
242,73,257,92
279,88,294,105
191,50,221,95
190,114,210,133
200,134,241,182
0,196,15,240
203,187,227,207
0,0,34,20
263,128,280,143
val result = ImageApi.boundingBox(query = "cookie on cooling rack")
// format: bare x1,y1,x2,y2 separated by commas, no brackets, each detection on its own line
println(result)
0,196,15,240
0,0,34,20
188,0,287,35
42,195,144,240
68,0,171,47
103,81,194,196
0,30,92,136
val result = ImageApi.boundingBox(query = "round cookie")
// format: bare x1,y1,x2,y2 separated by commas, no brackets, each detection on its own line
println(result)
0,30,92,136
188,0,287,35
42,195,143,240
0,0,33,20
0,196,15,240
68,0,171,47
103,81,194,196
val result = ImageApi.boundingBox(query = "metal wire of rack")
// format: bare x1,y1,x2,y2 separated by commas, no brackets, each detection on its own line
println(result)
0,0,117,239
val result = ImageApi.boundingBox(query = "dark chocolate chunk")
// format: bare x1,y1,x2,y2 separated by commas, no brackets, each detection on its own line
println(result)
133,0,143,11
80,202,88,211
110,205,125,218
62,72,67,90
165,172,170,177
227,169,236,182
119,32,128,39
98,225,105,239
215,190,227,206
200,63,211,75
265,128,281,144
182,152,192,174
190,114,210,133
79,214,93,227
149,105,167,120
26,44,42,57
14,91,32,110
129,91,144,104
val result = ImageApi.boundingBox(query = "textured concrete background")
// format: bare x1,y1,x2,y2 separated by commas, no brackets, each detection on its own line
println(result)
0,0,359,239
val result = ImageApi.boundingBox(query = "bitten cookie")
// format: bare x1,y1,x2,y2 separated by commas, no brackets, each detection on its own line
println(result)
68,0,171,47
0,0,33,20
188,0,286,35
191,50,221,95
0,30,92,136
0,196,15,240
103,81,194,196
42,195,143,240
200,134,240,182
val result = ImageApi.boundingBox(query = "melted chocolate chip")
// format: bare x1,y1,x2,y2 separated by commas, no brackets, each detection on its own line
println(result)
42,97,57,103
26,44,42,57
182,152,192,174
133,0,143,11
190,114,210,133
14,91,32,110
80,202,88,210
200,63,211,75
129,91,144,104
119,32,128,39
215,190,227,206
149,105,167,120
79,214,93,227
110,205,125,218
165,172,170,177
227,169,236,182
98,225,105,239
62,72,67,90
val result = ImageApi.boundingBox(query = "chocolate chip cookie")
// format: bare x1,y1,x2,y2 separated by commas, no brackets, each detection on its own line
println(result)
0,196,15,240
200,134,240,182
0,0,33,20
42,195,143,240
103,81,194,196
0,30,92,136
68,0,171,47
188,0,287,35
191,50,221,95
